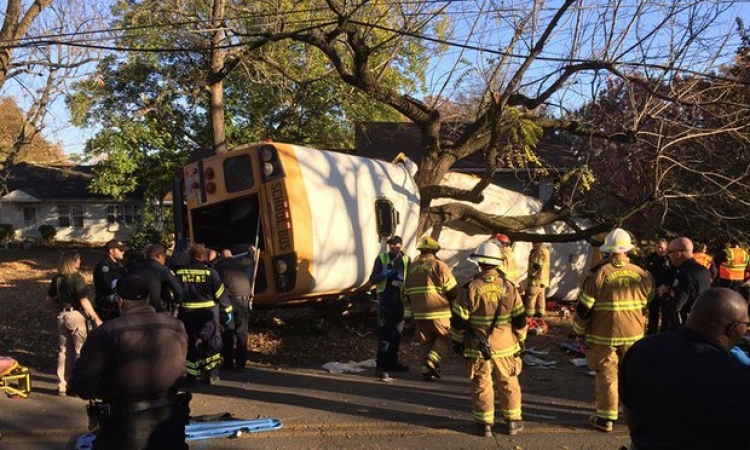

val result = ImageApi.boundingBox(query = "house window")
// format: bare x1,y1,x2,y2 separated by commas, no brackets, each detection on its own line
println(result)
107,203,143,225
23,207,36,228
57,203,84,229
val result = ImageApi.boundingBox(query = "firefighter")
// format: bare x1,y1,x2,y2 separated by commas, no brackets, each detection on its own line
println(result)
175,244,233,385
525,242,550,318
714,240,750,291
492,234,521,287
571,227,653,432
403,236,459,380
368,235,410,381
451,242,527,437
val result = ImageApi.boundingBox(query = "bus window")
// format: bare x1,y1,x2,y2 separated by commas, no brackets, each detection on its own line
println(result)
191,194,263,250
374,199,399,238
224,154,255,193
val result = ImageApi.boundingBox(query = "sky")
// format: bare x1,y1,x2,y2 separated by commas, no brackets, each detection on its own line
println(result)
4,0,749,159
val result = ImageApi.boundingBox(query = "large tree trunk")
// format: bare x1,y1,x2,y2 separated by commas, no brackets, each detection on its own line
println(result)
209,0,226,154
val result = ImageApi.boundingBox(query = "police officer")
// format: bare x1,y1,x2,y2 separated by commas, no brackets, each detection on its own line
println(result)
215,246,256,373
403,236,459,380
368,235,410,381
128,243,183,313
571,228,653,432
451,242,527,437
93,239,128,321
70,273,189,449
175,244,233,385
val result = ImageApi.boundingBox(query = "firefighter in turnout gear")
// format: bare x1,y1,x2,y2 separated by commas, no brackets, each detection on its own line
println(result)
451,242,527,437
403,236,459,380
572,228,653,432
492,234,521,287
175,244,233,385
525,242,550,317
368,235,410,381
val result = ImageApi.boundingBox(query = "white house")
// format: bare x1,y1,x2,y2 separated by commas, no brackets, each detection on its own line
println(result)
0,163,146,243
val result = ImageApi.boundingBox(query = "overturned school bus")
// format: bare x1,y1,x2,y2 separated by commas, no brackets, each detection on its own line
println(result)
175,142,421,307
175,142,591,308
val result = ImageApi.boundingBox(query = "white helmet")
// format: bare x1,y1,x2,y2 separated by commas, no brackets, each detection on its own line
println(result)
469,242,505,266
599,228,635,254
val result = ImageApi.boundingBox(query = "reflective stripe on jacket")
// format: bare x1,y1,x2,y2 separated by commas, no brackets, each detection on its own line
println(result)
719,247,749,281
572,257,654,346
404,253,457,320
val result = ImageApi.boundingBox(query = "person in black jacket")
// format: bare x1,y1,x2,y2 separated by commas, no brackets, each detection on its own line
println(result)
643,238,673,334
129,243,183,313
215,246,256,373
70,273,189,449
663,237,711,330
93,240,128,321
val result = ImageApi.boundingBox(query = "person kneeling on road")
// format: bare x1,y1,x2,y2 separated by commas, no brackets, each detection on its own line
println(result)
450,242,527,438
70,273,190,449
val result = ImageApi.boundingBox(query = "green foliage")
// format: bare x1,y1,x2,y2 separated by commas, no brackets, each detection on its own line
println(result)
0,224,14,244
37,224,56,243
127,209,174,261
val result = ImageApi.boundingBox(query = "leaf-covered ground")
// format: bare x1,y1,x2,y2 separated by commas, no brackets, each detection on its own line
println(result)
0,247,571,374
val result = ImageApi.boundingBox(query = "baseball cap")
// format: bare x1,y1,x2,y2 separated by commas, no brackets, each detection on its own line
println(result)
106,239,129,251
117,274,150,301
386,235,403,245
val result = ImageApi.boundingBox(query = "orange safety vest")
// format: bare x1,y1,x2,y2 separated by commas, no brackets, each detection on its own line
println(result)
693,252,713,270
719,247,750,281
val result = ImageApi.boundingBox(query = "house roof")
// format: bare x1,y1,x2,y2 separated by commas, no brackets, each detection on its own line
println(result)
0,189,41,202
354,122,580,172
0,163,144,201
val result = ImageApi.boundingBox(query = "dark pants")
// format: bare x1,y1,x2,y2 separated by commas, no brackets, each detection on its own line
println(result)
376,302,404,370
715,278,744,292
661,297,683,332
95,395,190,450
179,306,221,379
221,297,250,371
646,295,664,335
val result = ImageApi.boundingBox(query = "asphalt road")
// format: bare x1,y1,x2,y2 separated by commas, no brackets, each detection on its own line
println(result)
2,355,633,450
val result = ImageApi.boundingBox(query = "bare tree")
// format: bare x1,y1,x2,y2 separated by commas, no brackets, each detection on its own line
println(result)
226,0,744,241
0,0,104,168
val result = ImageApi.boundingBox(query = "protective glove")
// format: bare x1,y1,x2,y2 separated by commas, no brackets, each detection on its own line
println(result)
452,342,465,356
222,311,235,331
382,269,397,278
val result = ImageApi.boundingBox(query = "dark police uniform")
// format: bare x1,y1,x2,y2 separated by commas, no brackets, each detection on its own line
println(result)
620,328,750,449
93,256,126,321
70,274,189,449
129,259,184,313
215,253,255,372
643,251,673,334
175,259,232,383
663,258,711,331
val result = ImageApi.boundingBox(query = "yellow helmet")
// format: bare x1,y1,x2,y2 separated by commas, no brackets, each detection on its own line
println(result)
417,236,441,251
599,228,635,254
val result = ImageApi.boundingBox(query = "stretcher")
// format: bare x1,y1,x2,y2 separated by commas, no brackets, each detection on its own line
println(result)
0,356,31,399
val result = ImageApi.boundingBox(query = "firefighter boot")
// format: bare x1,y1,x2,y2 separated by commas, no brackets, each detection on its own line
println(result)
476,423,492,437
507,420,524,436
422,351,442,380
589,415,613,432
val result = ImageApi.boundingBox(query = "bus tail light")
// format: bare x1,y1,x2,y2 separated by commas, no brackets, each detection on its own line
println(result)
259,144,285,182
204,167,215,180
205,182,216,194
272,253,297,292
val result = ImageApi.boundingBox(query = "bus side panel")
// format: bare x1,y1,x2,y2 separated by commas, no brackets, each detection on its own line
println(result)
288,144,420,293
